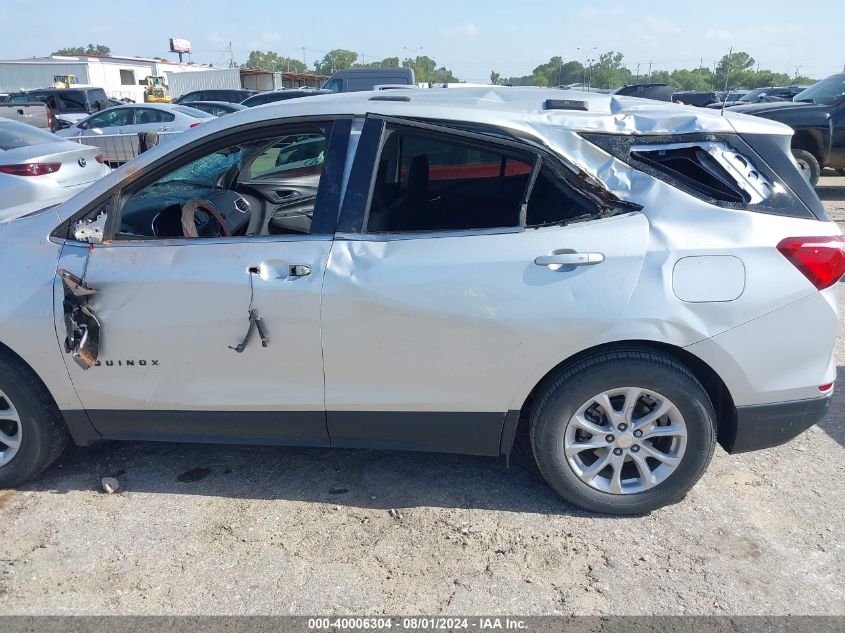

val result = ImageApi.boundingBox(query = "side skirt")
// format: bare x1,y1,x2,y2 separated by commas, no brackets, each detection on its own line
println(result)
61,410,511,457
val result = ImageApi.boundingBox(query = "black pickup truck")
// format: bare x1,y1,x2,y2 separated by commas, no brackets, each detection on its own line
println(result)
732,73,845,185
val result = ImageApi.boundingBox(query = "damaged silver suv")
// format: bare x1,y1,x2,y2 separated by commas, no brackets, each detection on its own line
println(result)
0,88,841,514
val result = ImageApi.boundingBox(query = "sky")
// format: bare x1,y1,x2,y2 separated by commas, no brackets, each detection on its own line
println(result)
1,0,843,82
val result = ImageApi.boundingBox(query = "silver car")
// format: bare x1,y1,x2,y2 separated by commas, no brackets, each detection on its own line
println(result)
55,103,213,163
0,88,840,514
0,119,110,209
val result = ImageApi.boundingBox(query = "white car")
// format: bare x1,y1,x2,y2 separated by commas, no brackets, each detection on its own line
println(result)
0,119,110,210
0,88,840,514
55,103,213,163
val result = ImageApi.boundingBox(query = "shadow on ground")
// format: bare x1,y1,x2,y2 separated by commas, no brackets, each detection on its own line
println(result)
26,419,618,516
21,367,844,513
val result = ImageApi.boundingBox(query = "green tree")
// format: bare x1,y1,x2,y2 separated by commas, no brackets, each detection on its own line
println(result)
354,56,400,69
314,49,358,75
402,55,437,82
244,50,307,73
490,71,501,85
52,43,111,56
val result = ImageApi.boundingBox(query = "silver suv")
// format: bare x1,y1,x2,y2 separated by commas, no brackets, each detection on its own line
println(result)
0,88,840,514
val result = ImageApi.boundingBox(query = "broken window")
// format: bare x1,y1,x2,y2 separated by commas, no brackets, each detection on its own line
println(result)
116,128,329,239
525,167,594,227
366,130,535,233
630,143,772,204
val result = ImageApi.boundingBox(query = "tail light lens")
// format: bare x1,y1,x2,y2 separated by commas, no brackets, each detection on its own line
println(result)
95,154,104,164
0,163,61,176
777,235,845,290
190,122,201,128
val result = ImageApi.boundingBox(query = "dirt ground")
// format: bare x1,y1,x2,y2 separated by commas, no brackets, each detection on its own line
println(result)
0,172,843,616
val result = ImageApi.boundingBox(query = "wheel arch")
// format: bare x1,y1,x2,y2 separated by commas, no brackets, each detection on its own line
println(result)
791,128,825,162
0,339,98,447
499,339,737,459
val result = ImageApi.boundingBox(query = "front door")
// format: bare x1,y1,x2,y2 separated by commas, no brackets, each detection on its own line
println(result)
321,119,648,455
56,119,350,445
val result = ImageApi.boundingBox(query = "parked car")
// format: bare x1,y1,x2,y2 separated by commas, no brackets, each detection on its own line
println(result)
0,88,839,515
0,99,53,130
732,73,845,184
672,91,717,107
8,88,111,128
721,86,810,108
322,67,415,92
0,94,9,104
240,88,332,107
611,83,676,102
705,90,751,108
0,118,109,209
173,89,256,105
55,103,213,163
186,101,248,116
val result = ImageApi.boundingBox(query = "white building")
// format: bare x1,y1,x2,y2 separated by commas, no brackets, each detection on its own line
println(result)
0,55,215,102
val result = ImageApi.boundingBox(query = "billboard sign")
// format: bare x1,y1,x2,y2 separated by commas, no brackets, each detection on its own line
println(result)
169,38,192,54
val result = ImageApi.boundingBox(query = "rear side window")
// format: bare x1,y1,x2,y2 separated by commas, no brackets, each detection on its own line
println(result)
366,130,535,233
526,167,594,227
581,132,818,219
630,144,763,204
173,106,213,118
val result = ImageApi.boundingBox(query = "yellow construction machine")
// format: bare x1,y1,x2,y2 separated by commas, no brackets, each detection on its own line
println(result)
143,76,172,103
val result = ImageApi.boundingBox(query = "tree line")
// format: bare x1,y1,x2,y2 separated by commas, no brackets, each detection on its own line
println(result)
244,49,458,83
493,51,817,91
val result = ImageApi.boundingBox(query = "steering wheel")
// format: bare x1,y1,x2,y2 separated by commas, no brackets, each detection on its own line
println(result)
180,198,232,238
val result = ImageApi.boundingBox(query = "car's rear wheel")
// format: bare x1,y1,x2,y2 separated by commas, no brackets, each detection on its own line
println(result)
0,352,68,488
792,149,820,186
836,168,845,177
530,349,716,514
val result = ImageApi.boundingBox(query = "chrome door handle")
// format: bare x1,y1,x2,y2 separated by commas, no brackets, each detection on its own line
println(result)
289,264,311,277
534,252,604,267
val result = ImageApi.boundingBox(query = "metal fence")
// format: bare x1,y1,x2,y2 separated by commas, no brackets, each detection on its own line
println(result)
65,131,183,167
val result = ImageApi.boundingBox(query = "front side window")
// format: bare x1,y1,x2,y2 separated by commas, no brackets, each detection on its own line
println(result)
115,127,329,240
366,130,535,233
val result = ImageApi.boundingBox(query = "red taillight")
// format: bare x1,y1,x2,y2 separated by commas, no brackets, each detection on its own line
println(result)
819,382,834,392
190,122,201,128
777,235,845,290
0,163,61,177
95,154,104,164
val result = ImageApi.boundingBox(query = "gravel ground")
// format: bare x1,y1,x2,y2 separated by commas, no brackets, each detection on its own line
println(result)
0,172,843,616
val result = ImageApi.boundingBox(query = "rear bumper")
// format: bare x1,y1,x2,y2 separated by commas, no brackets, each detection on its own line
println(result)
721,395,833,453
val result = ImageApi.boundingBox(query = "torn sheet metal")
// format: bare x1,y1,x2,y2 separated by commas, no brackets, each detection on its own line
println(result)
58,269,100,370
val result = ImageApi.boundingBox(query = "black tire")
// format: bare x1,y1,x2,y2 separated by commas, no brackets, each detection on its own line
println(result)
791,149,820,186
836,168,845,177
0,351,68,487
530,349,716,515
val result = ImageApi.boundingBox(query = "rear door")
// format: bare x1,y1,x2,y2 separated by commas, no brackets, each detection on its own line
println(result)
321,118,648,455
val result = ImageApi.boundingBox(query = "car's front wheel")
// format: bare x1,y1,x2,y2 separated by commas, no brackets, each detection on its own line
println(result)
530,349,716,514
0,352,68,488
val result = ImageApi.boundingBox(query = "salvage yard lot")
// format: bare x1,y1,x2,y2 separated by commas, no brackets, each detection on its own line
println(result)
1,173,843,616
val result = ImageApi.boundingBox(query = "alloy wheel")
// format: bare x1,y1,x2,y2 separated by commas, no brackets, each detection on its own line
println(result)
0,388,22,467
563,387,687,494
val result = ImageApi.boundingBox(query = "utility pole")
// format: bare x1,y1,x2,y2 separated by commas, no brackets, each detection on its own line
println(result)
228,42,236,69
302,47,306,68
647,59,653,82
635,62,640,84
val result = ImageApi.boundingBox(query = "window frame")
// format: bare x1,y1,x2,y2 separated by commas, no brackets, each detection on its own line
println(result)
52,116,353,246
337,115,609,240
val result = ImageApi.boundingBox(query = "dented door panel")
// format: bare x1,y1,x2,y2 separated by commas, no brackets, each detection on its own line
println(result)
58,236,332,443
